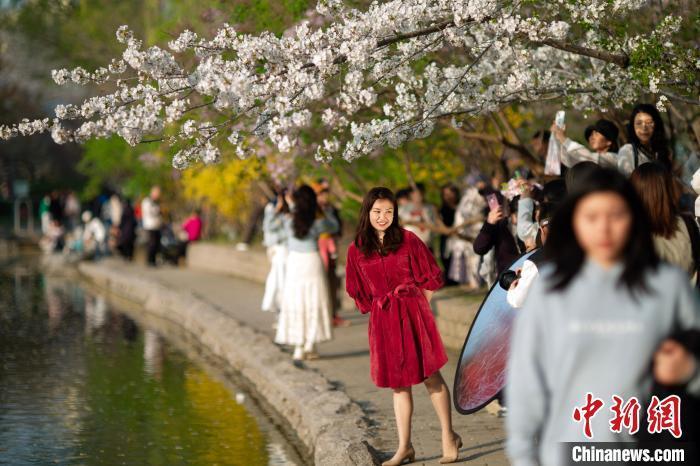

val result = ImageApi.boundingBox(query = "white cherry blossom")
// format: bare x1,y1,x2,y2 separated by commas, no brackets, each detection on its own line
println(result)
1,0,697,168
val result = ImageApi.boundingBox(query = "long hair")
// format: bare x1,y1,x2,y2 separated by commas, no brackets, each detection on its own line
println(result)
630,163,679,238
354,187,403,256
544,167,659,293
626,104,671,169
292,185,317,239
441,183,461,207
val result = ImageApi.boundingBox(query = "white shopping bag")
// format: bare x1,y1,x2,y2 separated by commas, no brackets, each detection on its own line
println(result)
544,111,565,176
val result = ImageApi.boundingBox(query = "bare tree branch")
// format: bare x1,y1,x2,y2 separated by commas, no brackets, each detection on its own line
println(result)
661,90,700,106
402,152,417,190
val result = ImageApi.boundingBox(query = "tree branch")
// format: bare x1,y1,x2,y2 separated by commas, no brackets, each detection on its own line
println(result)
377,20,455,48
337,162,369,193
456,128,543,175
401,152,417,190
325,164,364,203
661,90,700,106
537,39,630,68
300,19,457,71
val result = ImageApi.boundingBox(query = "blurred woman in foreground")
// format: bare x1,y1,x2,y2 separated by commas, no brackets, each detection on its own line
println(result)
506,168,700,466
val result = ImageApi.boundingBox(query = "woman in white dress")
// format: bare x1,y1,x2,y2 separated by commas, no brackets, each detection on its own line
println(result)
261,189,289,315
274,184,339,361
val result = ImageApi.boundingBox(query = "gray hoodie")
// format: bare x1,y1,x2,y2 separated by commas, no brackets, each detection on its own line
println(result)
506,260,700,466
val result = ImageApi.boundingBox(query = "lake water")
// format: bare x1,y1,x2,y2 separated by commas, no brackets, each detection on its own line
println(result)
0,257,303,465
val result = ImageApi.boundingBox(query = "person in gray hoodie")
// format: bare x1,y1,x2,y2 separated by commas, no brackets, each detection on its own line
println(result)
506,168,700,466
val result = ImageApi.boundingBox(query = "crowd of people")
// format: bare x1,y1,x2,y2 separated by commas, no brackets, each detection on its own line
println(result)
384,104,700,298
255,102,700,465
33,101,700,464
38,185,203,266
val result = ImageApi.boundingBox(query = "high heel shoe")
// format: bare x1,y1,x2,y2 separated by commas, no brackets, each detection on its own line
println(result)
438,433,462,464
381,445,415,466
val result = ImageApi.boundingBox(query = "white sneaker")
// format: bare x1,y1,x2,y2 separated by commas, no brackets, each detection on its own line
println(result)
235,242,249,251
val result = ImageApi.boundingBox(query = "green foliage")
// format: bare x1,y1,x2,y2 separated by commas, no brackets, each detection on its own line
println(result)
77,137,173,200
2,0,313,69
230,0,310,35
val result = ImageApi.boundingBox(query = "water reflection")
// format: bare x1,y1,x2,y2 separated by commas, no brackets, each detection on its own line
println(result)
0,261,301,466
144,329,165,379
84,294,108,334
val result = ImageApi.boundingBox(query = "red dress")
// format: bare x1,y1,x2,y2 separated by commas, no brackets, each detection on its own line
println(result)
345,229,448,388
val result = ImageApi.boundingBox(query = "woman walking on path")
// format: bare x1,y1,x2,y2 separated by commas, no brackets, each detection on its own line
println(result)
274,185,339,361
506,168,700,466
345,187,462,466
261,188,289,315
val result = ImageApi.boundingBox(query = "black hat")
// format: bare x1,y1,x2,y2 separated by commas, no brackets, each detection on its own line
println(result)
584,119,619,143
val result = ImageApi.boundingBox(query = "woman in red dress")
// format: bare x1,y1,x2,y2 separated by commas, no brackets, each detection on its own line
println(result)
346,187,462,465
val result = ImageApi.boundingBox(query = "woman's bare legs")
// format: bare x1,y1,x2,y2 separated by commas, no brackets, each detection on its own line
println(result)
424,371,459,458
387,386,414,462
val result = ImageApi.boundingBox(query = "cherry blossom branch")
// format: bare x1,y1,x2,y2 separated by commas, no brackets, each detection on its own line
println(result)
537,39,630,68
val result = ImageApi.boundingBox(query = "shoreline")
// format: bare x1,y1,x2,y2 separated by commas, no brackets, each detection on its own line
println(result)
78,260,380,466
77,276,310,465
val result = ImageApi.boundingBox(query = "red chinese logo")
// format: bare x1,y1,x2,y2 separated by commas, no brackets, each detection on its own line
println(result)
647,395,682,439
572,392,604,439
609,395,640,435
572,394,682,439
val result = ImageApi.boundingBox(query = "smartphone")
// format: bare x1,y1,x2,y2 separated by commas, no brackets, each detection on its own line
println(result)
555,110,566,129
486,194,499,211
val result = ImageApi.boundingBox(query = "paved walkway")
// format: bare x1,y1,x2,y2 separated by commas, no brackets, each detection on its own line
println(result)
98,258,508,465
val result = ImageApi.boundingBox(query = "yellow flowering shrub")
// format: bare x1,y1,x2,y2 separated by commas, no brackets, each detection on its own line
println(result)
181,156,266,224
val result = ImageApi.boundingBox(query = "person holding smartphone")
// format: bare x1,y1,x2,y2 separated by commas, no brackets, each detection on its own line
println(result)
473,192,523,276
550,118,619,169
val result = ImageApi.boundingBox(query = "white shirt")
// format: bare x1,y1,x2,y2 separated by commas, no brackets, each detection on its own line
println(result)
399,202,436,245
506,259,539,308
617,143,653,176
561,139,617,169
691,167,700,217
83,218,106,243
516,198,537,243
141,197,162,231
109,196,123,226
